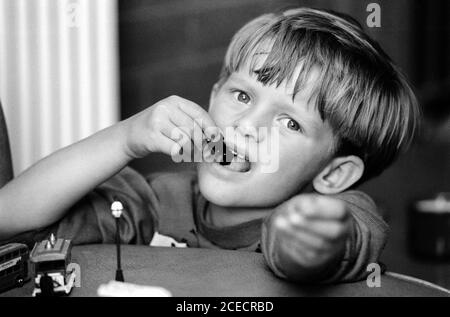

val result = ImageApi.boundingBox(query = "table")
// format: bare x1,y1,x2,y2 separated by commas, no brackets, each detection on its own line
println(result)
1,245,449,297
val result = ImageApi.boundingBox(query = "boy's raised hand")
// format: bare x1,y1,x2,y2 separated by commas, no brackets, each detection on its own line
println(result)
270,194,351,269
122,95,219,159
0,95,219,238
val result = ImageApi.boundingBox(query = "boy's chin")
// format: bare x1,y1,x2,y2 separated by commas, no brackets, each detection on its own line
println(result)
197,165,250,207
199,187,241,207
197,170,274,208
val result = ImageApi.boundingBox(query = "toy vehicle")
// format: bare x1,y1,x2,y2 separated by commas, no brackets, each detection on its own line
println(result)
30,234,76,296
0,243,30,293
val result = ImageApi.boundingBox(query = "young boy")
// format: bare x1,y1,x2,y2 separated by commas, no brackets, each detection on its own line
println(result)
0,8,419,283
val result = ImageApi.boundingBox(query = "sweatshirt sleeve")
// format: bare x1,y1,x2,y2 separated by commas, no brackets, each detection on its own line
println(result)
261,190,389,283
1,167,160,248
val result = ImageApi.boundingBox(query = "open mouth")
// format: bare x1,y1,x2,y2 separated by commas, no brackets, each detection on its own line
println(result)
204,138,251,173
218,145,251,173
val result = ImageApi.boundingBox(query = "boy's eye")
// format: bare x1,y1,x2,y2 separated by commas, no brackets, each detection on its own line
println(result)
234,91,251,104
281,118,302,132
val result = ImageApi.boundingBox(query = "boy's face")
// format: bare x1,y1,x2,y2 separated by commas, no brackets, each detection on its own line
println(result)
197,60,336,207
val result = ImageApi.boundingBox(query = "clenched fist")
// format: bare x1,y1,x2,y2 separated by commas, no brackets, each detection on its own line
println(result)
269,194,352,270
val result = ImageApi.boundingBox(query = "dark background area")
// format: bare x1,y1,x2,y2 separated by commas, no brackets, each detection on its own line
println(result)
118,0,450,287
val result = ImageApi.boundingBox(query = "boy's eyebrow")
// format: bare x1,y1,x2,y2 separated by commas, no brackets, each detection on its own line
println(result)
275,88,325,132
281,101,323,132
227,75,254,87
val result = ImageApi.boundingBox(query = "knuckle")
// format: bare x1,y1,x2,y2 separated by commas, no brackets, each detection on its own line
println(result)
306,249,319,261
167,95,180,102
330,224,345,239
149,114,163,128
285,202,297,214
158,102,170,112
335,201,347,217
290,196,305,210
276,200,292,214
273,213,289,230
154,103,173,119
152,104,166,116
316,238,328,250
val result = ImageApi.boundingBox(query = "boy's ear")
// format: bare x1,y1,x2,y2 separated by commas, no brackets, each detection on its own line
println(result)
208,83,220,111
312,156,364,194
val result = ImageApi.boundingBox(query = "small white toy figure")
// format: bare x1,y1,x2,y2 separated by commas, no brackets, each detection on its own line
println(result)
111,201,124,282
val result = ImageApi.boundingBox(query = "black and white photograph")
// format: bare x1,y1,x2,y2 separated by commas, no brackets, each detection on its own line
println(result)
0,0,449,302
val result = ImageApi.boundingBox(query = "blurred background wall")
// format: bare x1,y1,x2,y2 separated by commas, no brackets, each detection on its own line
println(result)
0,0,119,175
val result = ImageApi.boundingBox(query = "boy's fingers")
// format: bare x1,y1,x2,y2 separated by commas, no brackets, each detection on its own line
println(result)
274,216,332,251
172,97,220,138
160,122,194,154
290,194,349,221
161,122,190,144
156,132,182,157
277,230,327,267
281,240,315,267
168,109,204,151
168,107,195,131
275,207,350,241
303,219,350,241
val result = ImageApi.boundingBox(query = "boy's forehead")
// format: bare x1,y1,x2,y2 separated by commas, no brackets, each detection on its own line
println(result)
238,54,321,103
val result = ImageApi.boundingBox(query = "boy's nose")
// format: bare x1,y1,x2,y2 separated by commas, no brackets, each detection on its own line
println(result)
232,108,272,143
234,124,263,143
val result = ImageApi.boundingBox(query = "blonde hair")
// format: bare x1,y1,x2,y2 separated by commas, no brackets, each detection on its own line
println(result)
219,7,420,182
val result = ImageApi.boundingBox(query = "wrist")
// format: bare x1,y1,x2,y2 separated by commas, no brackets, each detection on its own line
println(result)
98,120,135,163
114,119,138,161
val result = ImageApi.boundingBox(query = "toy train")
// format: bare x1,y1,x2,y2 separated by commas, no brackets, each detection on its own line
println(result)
0,243,30,293
30,234,76,296
0,234,77,296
